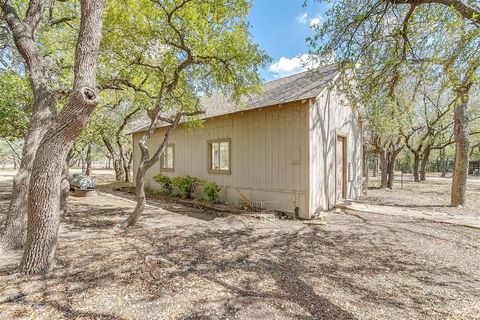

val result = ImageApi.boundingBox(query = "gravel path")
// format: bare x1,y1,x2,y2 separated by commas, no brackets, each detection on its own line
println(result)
0,172,479,319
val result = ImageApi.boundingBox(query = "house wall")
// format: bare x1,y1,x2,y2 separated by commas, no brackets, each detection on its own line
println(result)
308,86,363,216
132,100,310,217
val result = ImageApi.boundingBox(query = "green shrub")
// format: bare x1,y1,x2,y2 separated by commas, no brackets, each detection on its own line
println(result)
203,181,221,202
153,173,174,195
172,175,200,199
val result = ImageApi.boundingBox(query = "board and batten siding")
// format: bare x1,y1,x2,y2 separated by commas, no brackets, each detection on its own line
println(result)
132,100,310,217
309,86,363,215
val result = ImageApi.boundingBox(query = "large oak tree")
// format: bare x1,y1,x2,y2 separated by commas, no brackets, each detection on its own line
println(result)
309,0,480,205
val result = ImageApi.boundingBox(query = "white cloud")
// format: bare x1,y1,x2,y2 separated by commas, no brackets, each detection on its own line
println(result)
296,12,308,24
309,15,322,27
268,54,320,78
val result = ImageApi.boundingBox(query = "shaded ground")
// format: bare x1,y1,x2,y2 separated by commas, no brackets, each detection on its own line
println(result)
365,174,480,217
0,171,479,319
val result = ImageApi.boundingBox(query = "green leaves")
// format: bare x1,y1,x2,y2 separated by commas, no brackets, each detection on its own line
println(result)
99,0,269,114
0,71,32,140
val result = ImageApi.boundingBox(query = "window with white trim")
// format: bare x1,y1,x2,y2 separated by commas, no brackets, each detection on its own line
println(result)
160,144,174,171
208,138,230,174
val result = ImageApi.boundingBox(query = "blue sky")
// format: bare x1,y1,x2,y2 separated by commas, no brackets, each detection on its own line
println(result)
248,0,329,81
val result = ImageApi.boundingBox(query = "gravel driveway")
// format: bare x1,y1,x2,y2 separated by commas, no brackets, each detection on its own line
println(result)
0,172,479,319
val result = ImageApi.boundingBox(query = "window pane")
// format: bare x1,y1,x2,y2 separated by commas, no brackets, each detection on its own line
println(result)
212,143,220,170
166,146,173,168
219,142,229,170
210,140,230,172
162,146,173,169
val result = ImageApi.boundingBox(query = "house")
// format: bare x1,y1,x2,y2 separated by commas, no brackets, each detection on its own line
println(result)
130,64,363,219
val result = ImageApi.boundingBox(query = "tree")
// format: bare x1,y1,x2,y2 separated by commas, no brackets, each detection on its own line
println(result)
0,0,106,274
309,0,480,205
0,0,83,249
94,99,142,182
98,0,269,228
1,0,58,249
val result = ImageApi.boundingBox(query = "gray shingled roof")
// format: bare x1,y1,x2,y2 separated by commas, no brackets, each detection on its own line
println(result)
130,63,338,134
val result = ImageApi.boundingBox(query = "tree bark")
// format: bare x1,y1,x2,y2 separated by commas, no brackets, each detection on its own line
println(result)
387,144,403,189
440,148,447,177
118,143,129,182
0,0,56,250
116,106,140,183
412,151,420,182
451,101,469,206
102,136,125,181
372,155,379,177
420,146,432,181
85,143,92,176
118,111,196,228
380,150,388,188
126,151,133,182
118,125,172,228
19,0,105,275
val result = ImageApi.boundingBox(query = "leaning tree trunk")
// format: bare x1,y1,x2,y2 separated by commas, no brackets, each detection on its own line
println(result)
0,0,57,249
118,131,169,228
451,101,470,206
118,114,184,228
19,0,105,275
1,104,54,249
85,143,92,176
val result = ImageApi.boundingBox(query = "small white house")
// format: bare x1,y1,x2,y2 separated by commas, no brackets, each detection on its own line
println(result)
130,64,363,219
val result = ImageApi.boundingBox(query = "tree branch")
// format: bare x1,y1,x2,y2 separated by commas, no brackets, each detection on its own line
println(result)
387,0,480,25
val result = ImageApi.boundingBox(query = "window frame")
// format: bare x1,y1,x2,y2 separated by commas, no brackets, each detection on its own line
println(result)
160,144,175,172
207,138,231,175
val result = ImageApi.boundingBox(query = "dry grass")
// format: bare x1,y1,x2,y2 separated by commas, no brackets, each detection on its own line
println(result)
0,171,479,319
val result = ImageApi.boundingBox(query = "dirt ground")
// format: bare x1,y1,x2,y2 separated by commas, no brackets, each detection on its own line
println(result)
0,170,479,320
365,174,480,217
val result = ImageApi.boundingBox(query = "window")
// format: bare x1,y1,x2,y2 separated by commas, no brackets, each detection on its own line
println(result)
160,144,174,171
208,138,231,174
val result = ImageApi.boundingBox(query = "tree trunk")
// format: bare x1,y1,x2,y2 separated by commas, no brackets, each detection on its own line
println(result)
1,100,55,249
119,115,183,228
126,151,133,181
114,159,125,181
102,136,125,181
118,142,130,183
116,107,140,183
412,152,420,182
372,156,379,177
440,148,447,177
60,158,70,217
362,147,368,177
85,143,92,176
451,101,470,206
387,145,403,189
380,150,388,188
420,147,431,181
0,0,57,250
19,0,105,275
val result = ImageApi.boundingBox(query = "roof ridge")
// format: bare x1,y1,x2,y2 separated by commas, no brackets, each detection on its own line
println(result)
263,62,337,85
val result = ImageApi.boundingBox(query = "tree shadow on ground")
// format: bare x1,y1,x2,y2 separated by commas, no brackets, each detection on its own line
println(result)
0,191,478,319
